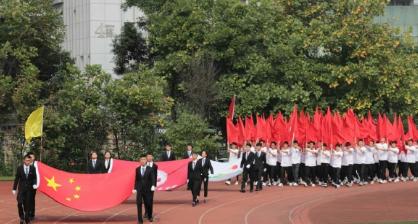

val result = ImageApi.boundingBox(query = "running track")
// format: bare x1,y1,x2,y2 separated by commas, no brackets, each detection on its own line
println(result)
1,180,418,224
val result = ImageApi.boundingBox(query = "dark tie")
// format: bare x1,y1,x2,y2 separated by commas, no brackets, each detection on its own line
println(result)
188,151,191,157
193,162,195,170
93,161,96,168
142,167,145,177
203,158,205,165
25,167,28,178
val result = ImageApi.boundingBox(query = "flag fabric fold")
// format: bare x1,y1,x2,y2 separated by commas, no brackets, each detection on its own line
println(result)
25,106,44,143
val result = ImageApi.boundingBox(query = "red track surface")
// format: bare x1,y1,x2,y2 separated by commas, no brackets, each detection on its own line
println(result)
1,179,418,224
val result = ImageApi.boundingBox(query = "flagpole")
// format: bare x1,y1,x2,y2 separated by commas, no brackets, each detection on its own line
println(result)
40,105,44,162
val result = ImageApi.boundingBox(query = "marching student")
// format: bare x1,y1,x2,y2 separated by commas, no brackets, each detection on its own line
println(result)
26,152,38,221
254,143,267,191
161,143,176,161
144,152,158,220
354,139,367,186
13,155,37,224
341,142,354,187
267,142,278,186
275,142,282,185
398,148,406,179
387,141,399,182
182,143,194,159
199,151,214,203
240,143,255,193
331,144,343,188
376,137,389,183
225,142,240,186
260,140,269,186
320,143,331,188
403,139,416,181
291,141,302,186
300,145,306,185
365,141,376,184
316,141,323,185
304,142,317,187
187,152,203,207
372,141,380,182
279,141,293,187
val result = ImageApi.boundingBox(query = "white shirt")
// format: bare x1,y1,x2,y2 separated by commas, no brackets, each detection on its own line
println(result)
405,146,416,163
388,147,399,163
250,146,255,153
267,148,277,166
147,161,154,167
356,146,367,164
280,148,292,167
342,148,354,166
373,147,379,163
331,150,343,168
277,150,282,163
400,151,406,162
305,148,317,167
23,165,30,175
228,148,240,163
415,146,418,162
290,147,301,164
376,143,389,161
365,147,375,164
321,150,331,164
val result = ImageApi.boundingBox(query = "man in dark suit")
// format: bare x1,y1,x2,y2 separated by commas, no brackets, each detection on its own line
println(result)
144,152,158,219
86,151,103,174
199,150,214,203
13,155,37,224
182,143,194,159
254,143,267,191
132,155,156,224
240,143,255,193
187,152,203,207
27,152,38,221
101,151,113,173
161,144,176,161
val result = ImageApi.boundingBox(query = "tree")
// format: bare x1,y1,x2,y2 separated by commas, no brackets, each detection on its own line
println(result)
111,22,151,75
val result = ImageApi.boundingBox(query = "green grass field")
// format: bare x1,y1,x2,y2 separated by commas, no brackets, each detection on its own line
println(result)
0,176,14,181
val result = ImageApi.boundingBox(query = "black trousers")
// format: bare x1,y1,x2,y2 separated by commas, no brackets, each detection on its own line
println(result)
333,167,341,185
321,163,329,183
263,165,270,182
188,179,202,202
388,162,397,179
292,164,300,183
366,164,374,181
341,165,353,182
374,162,380,179
200,175,209,197
136,190,152,221
304,166,316,184
316,165,323,182
398,160,404,177
255,168,263,189
403,162,416,177
17,190,32,222
269,165,277,183
358,164,366,182
30,189,36,218
144,191,154,216
299,163,305,182
280,166,292,184
379,161,388,180
241,168,254,191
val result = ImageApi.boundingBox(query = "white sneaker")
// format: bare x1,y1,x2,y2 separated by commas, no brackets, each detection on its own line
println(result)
401,177,407,182
346,183,352,187
364,181,368,185
359,182,364,186
380,180,387,184
318,181,323,186
394,178,399,183
263,182,267,186
336,184,340,188
273,181,278,186
293,183,298,186
254,181,258,185
245,182,248,186
410,176,415,180
413,178,418,182
373,177,378,182
311,184,315,187
342,177,348,185
303,182,308,187
288,182,293,186
370,181,374,185
388,178,393,182
353,177,358,183
278,183,283,187
235,181,239,185
378,178,382,182
268,182,271,186
225,181,231,185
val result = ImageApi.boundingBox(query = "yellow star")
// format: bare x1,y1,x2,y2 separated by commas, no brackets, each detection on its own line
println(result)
44,176,62,192
66,197,71,201
74,194,80,199
69,178,74,184
75,186,81,191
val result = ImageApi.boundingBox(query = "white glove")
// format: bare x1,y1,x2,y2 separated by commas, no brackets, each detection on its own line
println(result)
187,179,189,183
12,190,16,195
204,178,207,182
151,186,155,191
246,164,250,169
263,168,267,172
33,185,38,189
132,189,137,194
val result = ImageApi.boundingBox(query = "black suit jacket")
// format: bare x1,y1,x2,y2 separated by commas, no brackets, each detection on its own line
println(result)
240,151,255,170
148,162,158,187
13,165,37,192
135,166,156,192
87,159,103,174
187,160,203,181
101,159,112,173
182,150,193,159
200,158,214,177
254,151,267,171
161,150,176,161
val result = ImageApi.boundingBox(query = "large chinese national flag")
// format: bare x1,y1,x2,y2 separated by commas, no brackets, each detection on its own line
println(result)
37,162,134,211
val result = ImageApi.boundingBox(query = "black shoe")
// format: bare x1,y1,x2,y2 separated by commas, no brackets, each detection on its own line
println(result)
204,199,206,203
196,199,199,204
149,217,154,222
19,219,23,224
255,188,259,191
239,189,245,193
30,216,35,221
138,219,144,224
250,190,253,193
143,213,148,219
25,221,30,224
192,202,196,207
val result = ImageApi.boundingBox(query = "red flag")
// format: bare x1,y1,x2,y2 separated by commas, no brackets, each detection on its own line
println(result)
322,107,333,146
332,114,345,145
256,115,266,141
245,116,256,141
226,118,239,144
410,116,418,140
228,95,235,119
289,105,299,141
266,114,274,142
237,116,245,147
383,114,394,141
377,113,384,139
397,115,405,153
367,111,378,141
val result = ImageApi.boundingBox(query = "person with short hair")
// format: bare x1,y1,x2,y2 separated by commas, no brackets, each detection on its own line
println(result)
225,142,240,185
331,144,343,188
144,152,158,220
376,137,389,183
13,155,38,224
387,141,399,182
240,143,255,193
354,139,367,186
132,155,156,223
199,150,214,203
279,141,292,187
87,151,103,174
365,141,377,184
182,143,194,159
102,151,113,173
267,142,278,186
303,142,317,187
254,143,267,191
403,139,417,181
187,152,203,206
161,144,176,161
320,143,331,188
26,152,38,220
341,142,354,187
291,140,302,186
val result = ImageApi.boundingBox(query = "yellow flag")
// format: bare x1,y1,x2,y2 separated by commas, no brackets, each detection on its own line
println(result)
25,106,44,143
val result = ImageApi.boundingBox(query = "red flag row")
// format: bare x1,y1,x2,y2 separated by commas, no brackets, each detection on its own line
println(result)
227,105,418,152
